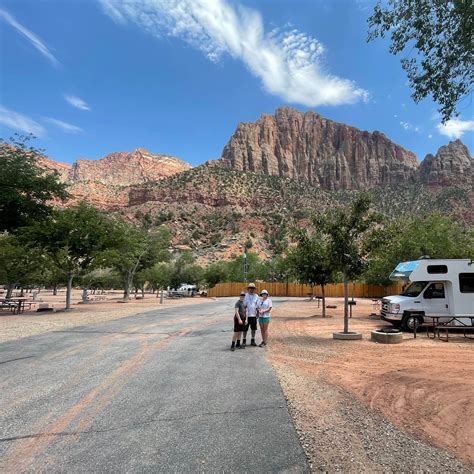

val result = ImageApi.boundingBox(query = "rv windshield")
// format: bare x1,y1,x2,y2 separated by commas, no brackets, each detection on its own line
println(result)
401,281,428,297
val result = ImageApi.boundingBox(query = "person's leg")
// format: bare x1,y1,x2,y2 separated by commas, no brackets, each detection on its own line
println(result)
264,322,269,344
259,321,265,346
242,320,249,347
231,331,238,350
250,317,257,345
236,331,242,348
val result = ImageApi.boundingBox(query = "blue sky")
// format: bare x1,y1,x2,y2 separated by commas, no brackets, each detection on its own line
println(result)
0,0,472,166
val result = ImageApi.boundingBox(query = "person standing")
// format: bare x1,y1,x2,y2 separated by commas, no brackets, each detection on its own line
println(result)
231,292,247,351
257,289,272,347
243,283,259,347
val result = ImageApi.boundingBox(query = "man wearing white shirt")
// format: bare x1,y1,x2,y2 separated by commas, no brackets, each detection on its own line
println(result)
243,283,259,347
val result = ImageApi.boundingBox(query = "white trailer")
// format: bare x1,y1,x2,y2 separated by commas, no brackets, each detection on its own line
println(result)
381,259,474,331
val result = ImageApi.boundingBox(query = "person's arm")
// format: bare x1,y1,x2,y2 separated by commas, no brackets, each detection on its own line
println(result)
235,304,243,324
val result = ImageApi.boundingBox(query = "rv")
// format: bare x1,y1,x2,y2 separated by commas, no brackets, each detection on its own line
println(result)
381,259,474,331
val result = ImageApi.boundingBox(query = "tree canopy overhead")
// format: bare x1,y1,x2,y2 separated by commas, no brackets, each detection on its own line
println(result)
0,135,69,232
368,0,473,123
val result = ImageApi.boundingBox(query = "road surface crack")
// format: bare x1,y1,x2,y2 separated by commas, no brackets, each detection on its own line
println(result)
0,405,284,442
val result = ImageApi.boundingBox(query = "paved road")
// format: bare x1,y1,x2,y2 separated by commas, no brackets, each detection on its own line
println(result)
0,298,308,472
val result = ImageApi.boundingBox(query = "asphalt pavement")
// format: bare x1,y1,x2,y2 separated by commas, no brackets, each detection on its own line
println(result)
0,298,309,473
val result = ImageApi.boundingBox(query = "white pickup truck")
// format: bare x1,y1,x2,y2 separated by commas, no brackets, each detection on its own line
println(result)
381,259,474,331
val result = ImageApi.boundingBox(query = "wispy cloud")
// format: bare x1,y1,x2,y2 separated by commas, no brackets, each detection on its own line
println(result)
99,0,369,107
399,121,420,133
0,8,59,66
64,95,91,111
44,118,83,134
436,118,474,139
0,106,45,137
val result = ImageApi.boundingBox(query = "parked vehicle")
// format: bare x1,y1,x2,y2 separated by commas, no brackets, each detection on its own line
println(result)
169,284,197,297
381,258,474,331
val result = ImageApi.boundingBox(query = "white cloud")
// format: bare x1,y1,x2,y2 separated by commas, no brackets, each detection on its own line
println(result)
0,8,59,66
0,106,45,137
428,134,433,138
99,0,369,107
44,118,83,134
436,118,474,139
64,95,91,111
399,121,420,133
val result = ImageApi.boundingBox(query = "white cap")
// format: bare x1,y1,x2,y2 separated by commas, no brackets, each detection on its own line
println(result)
260,289,268,295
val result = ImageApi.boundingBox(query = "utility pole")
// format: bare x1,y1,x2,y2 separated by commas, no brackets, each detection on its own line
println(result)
243,251,248,283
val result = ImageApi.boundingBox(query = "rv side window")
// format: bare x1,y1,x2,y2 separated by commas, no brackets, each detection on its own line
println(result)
427,265,448,274
459,273,474,293
423,283,445,299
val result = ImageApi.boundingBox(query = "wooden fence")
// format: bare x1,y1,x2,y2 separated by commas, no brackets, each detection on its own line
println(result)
207,281,403,298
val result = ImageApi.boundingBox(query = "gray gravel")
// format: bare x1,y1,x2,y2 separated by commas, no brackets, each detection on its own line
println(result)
280,372,471,473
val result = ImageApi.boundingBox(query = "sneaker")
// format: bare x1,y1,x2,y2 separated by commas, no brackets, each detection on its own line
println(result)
250,340,257,347
237,345,243,349
259,342,266,347
231,346,235,351
242,342,246,349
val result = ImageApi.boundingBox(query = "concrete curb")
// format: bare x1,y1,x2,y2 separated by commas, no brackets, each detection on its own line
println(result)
333,332,363,340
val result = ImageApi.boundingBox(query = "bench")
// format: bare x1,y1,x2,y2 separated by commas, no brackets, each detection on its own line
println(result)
414,315,474,341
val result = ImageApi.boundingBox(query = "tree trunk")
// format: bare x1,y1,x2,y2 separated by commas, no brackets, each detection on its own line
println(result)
141,286,145,298
123,272,132,301
53,284,58,296
66,273,73,310
6,283,14,299
322,284,326,318
343,275,349,333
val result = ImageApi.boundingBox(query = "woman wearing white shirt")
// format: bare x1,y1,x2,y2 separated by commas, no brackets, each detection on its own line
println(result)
257,289,272,347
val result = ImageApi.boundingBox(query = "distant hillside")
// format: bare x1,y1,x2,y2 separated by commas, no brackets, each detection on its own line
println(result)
120,165,473,263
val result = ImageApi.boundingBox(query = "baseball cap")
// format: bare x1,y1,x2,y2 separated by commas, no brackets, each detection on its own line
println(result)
247,283,256,289
240,292,246,296
260,289,268,295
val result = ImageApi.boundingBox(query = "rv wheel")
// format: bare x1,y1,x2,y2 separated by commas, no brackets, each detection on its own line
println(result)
402,313,422,332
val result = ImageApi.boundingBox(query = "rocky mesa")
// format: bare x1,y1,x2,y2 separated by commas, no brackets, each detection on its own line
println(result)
220,107,473,190
419,139,473,186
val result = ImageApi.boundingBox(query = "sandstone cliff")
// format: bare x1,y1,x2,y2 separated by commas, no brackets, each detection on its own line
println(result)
220,107,419,190
419,139,473,186
70,148,191,186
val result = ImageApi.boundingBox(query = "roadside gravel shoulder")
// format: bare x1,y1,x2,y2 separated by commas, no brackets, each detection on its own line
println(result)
274,364,470,473
267,298,473,472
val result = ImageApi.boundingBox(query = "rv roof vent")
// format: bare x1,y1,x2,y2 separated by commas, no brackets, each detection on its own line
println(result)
418,255,431,260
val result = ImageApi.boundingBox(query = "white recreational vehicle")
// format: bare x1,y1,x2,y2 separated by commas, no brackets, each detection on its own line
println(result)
381,259,474,331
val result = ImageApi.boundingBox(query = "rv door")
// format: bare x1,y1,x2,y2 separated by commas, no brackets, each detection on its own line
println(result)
422,282,450,317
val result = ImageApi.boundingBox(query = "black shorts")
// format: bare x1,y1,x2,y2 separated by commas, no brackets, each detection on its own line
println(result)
246,317,257,331
234,317,247,332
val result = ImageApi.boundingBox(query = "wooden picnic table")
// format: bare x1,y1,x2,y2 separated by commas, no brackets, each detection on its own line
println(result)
414,315,474,341
0,297,35,314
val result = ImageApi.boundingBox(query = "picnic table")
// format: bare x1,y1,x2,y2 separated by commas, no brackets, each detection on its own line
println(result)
0,297,34,315
414,315,474,341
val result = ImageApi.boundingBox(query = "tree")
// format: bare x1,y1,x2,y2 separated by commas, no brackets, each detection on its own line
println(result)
364,214,474,284
288,231,334,317
0,135,69,232
315,194,380,333
168,252,204,288
101,223,171,301
0,233,44,298
141,263,172,296
203,262,228,288
22,203,110,309
368,0,473,122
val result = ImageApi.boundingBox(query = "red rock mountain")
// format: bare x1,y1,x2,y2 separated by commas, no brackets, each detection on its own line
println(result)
419,139,473,186
41,147,191,186
37,148,191,208
221,107,419,190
